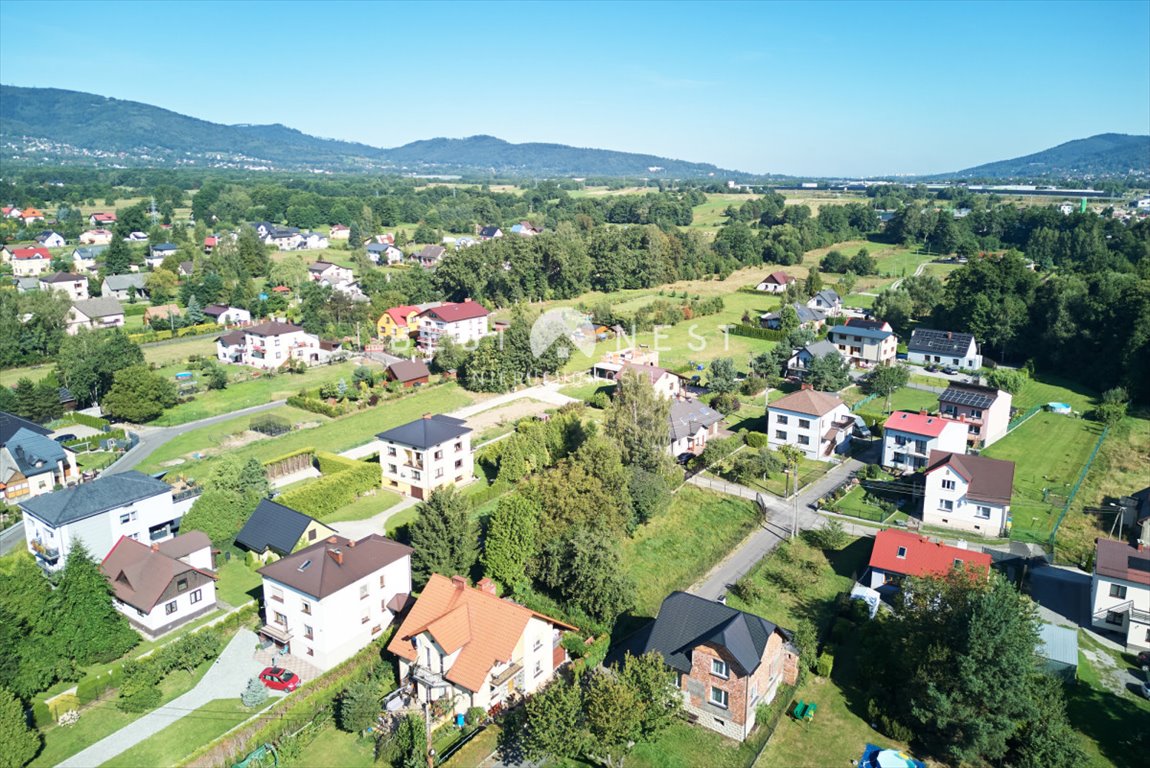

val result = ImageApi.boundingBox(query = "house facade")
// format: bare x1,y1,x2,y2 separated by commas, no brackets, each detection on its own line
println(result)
828,320,897,368
669,399,724,456
11,247,52,277
937,383,1012,449
755,270,796,293
204,304,252,325
807,289,842,313
308,261,354,285
881,411,969,471
0,415,79,502
101,532,218,637
36,231,66,248
39,272,90,301
102,274,148,301
72,245,108,271
377,304,427,340
19,471,198,572
865,529,992,591
767,387,855,462
906,328,982,370
257,534,413,671
786,339,843,379
616,592,799,742
618,362,683,400
216,321,332,369
67,297,125,335
416,300,490,354
79,229,114,246
377,414,474,499
388,574,576,716
1090,534,1150,651
922,451,1015,537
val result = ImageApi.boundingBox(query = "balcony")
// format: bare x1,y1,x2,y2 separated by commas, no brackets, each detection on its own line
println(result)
259,624,292,644
31,539,59,563
410,663,448,689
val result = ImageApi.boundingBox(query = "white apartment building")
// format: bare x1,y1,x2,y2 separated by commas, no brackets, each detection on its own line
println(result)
416,300,490,354
377,414,474,499
828,319,898,368
767,387,855,462
922,451,1015,537
19,470,199,572
1090,534,1150,651
258,534,413,671
881,411,969,471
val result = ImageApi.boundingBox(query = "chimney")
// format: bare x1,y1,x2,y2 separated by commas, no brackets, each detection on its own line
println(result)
451,575,467,590
946,331,953,339
920,410,928,416
327,536,338,544
477,577,497,595
463,297,472,303
151,543,160,552
347,539,356,548
801,382,813,391
423,413,433,420
329,548,343,565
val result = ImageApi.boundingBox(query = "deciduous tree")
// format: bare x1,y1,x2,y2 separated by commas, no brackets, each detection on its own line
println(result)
604,372,671,472
101,365,178,423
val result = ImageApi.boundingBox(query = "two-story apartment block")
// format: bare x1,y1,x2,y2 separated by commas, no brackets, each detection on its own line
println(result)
388,574,576,715
922,451,1015,537
10,247,52,277
865,529,992,591
417,300,490,355
39,272,89,301
19,470,198,572
881,410,968,472
1090,532,1150,651
377,414,474,499
937,383,1012,449
215,321,333,369
258,534,413,671
767,387,855,461
101,531,218,637
0,412,79,502
828,318,897,368
67,297,125,334
615,592,799,742
907,328,982,370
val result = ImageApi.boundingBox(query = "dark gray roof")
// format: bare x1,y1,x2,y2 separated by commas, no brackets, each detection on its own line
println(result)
366,242,387,252
377,414,470,449
4,428,67,475
908,328,976,356
801,339,840,360
830,324,892,341
479,226,501,237
612,592,790,676
0,411,50,444
939,383,999,410
669,400,723,441
73,245,108,259
764,303,825,326
236,499,326,556
812,289,841,306
18,470,171,527
103,274,147,291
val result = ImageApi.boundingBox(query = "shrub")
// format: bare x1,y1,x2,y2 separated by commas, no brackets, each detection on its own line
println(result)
31,700,52,728
49,694,80,721
741,375,768,396
276,458,379,519
816,652,834,678
830,618,853,644
710,391,741,415
465,706,486,726
286,395,344,418
589,391,611,409
865,463,883,480
744,431,769,448
732,575,765,603
242,677,270,708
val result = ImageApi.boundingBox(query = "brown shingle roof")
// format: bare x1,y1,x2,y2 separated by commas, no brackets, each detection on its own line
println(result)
926,451,1014,505
770,389,845,417
387,359,430,382
387,574,576,693
246,321,305,337
1094,538,1150,586
157,530,211,560
620,362,679,386
100,534,215,612
258,534,412,600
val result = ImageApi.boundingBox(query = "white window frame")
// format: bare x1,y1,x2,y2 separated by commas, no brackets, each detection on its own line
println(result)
710,686,729,709
711,658,729,679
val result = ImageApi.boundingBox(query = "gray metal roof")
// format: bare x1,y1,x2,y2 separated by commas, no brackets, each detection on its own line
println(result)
668,400,723,441
0,412,50,445
102,273,147,291
19,470,171,527
1037,622,1078,668
4,428,67,475
802,340,840,360
236,498,325,556
831,324,892,341
377,414,470,449
71,297,124,320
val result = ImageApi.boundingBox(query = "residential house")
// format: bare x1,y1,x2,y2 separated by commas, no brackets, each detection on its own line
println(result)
906,329,983,370
203,304,252,325
147,243,178,268
377,414,474,499
922,451,1015,537
15,277,39,293
414,245,446,268
767,387,855,461
125,231,149,242
258,534,413,671
265,227,302,250
478,225,503,240
613,591,799,742
386,360,431,388
510,221,543,236
67,297,125,334
937,383,1012,448
21,208,46,225
215,321,333,369
203,236,218,253
101,532,218,637
89,212,117,227
302,232,330,250
617,362,684,400
252,222,276,239
72,245,108,272
669,399,724,456
329,224,350,240
755,270,796,293
388,574,576,715
39,272,89,301
367,242,404,265
178,260,195,278
1090,532,1150,651
760,303,826,331
144,304,182,326
308,261,354,285
828,318,897,368
786,339,843,379
806,289,842,313
590,347,660,379
376,304,432,341
79,229,114,245
881,411,969,471
416,300,490,355
235,498,336,562
35,231,66,248
865,529,992,591
19,470,199,572
10,247,52,277
1,206,20,219
0,414,79,502
102,273,149,301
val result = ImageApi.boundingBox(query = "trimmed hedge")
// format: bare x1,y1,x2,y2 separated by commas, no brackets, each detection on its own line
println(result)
286,395,345,418
31,700,51,728
314,451,365,475
52,412,109,431
261,447,316,468
275,458,379,520
744,431,769,448
727,323,788,342
466,479,510,510
76,668,122,705
128,322,219,344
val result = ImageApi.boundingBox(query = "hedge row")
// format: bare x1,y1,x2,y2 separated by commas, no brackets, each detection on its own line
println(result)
128,322,219,344
64,429,127,450
314,451,365,475
261,446,316,468
726,323,789,342
286,395,346,418
53,412,110,431
466,479,511,510
123,303,148,317
275,460,379,520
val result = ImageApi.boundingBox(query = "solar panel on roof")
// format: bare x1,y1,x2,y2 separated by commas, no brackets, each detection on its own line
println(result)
940,387,994,409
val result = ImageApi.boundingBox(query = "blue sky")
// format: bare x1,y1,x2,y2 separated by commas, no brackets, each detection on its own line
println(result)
1,0,1147,176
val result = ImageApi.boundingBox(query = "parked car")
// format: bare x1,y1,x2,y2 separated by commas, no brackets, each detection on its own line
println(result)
1136,650,1150,669
53,433,77,443
259,667,300,692
924,364,938,372
1141,679,1150,700
676,452,694,466
941,366,958,375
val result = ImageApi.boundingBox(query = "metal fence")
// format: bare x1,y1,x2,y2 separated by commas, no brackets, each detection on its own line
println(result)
1007,404,1044,433
1049,425,1110,552
850,393,878,413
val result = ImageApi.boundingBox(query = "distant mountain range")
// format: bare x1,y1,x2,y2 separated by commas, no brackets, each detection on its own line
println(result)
0,85,746,178
939,133,1149,181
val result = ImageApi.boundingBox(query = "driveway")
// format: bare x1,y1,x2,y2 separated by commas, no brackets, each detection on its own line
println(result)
1027,563,1091,628
59,629,278,768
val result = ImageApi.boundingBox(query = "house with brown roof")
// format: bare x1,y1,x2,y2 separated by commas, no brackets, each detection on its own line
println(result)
388,574,576,716
215,321,331,369
39,272,89,301
755,270,797,293
100,532,217,637
766,386,855,461
386,359,431,387
1090,530,1150,651
257,534,413,671
416,300,490,355
922,451,1015,537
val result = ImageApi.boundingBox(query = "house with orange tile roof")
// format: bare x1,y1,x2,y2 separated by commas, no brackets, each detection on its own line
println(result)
387,574,576,715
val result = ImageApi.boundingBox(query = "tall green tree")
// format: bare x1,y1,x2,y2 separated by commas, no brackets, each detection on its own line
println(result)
393,713,427,768
102,237,132,275
56,328,145,406
707,357,738,394
51,541,139,668
0,687,40,768
868,364,910,413
409,486,476,586
101,365,178,423
336,681,379,733
806,349,850,391
604,372,671,472
482,493,540,591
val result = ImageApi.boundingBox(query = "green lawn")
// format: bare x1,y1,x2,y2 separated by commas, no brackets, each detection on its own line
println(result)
100,698,258,768
852,387,941,423
214,557,264,607
384,507,419,538
982,412,1104,545
623,486,758,617
323,489,404,523
140,335,219,367
136,384,475,482
77,451,118,472
1066,631,1150,768
444,724,502,766
830,486,889,522
629,718,770,768
287,725,376,767
1013,373,1097,414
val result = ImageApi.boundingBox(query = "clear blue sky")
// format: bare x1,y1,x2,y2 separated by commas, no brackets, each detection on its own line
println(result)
1,0,1147,176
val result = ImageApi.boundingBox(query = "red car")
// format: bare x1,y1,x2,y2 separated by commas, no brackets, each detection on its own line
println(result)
259,667,300,692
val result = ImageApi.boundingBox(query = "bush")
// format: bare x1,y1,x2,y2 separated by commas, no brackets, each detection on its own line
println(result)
710,391,741,415
286,395,344,418
741,375,768,396
816,651,834,678
465,706,486,726
744,431,768,448
276,458,379,519
732,575,765,603
589,391,611,409
31,699,51,728
830,618,853,644
864,463,883,480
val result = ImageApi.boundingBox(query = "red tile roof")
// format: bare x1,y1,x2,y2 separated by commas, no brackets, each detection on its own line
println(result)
385,305,422,327
422,301,490,323
868,529,991,579
884,411,954,438
764,270,794,285
12,247,51,260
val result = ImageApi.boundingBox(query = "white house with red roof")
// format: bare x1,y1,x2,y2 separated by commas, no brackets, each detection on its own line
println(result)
865,528,992,591
922,451,1015,537
89,212,117,226
417,300,490,354
767,386,856,461
10,247,52,277
755,270,797,293
881,410,968,472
